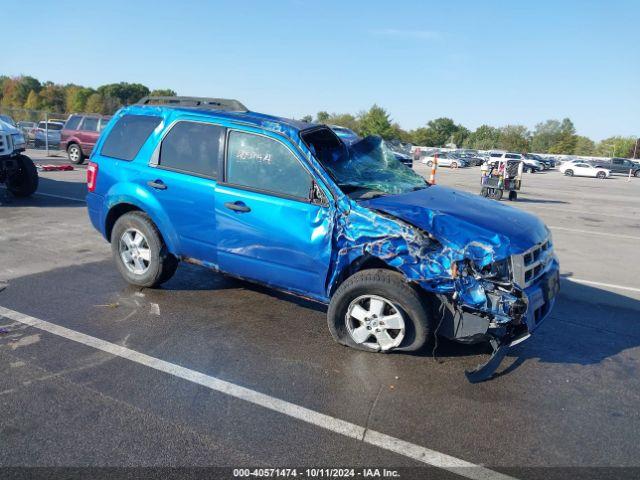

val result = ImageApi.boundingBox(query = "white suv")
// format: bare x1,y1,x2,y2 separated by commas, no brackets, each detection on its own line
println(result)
0,118,39,197
488,151,543,173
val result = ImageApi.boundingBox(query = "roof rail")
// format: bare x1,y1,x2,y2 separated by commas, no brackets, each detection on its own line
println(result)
137,96,248,112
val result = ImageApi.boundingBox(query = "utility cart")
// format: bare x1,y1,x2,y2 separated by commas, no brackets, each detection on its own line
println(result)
480,159,523,201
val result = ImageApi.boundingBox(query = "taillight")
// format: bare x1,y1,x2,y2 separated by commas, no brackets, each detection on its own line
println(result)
87,162,98,192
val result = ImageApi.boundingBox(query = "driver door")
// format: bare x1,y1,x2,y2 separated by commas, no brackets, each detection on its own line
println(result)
215,129,333,299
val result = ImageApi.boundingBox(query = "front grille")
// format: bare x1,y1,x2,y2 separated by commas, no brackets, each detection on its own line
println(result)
511,237,554,288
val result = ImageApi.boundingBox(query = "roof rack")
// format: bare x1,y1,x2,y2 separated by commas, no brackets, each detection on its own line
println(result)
137,96,248,112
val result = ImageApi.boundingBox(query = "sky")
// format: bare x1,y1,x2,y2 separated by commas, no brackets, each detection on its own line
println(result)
3,0,639,141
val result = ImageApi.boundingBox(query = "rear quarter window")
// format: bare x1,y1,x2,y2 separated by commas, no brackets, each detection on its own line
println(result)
100,115,162,161
64,115,82,130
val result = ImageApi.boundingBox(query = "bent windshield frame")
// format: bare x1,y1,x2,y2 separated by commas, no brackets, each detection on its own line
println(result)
301,127,427,198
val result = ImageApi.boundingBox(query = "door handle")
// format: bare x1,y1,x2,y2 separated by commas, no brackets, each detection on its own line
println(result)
224,201,251,213
147,180,167,190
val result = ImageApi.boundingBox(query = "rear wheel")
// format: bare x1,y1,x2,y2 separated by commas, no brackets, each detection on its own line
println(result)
508,190,518,201
111,211,178,288
67,144,85,164
480,187,489,197
565,169,574,176
6,155,39,197
426,160,433,167
634,170,640,178
328,269,431,353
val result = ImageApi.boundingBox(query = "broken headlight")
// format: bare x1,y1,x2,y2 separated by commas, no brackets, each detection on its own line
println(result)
469,258,511,284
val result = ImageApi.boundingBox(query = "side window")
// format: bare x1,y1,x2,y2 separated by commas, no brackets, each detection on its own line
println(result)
101,115,162,161
99,118,110,131
159,121,224,178
81,117,99,132
64,115,82,130
226,131,312,200
506,154,519,159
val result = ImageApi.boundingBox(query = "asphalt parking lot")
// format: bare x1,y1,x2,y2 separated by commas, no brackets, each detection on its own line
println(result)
1,150,640,479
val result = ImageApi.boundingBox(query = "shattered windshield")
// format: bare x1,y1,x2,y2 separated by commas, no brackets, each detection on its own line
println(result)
302,128,427,199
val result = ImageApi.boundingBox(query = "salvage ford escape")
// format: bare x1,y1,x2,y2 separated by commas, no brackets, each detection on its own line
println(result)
86,96,559,381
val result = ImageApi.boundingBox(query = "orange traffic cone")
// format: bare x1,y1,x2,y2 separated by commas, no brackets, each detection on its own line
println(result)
429,153,438,184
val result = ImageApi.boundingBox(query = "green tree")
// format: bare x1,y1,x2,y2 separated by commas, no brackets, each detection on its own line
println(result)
573,135,596,156
300,115,313,123
324,113,359,132
149,88,177,97
451,126,470,148
24,90,41,110
628,139,640,159
498,125,530,152
416,117,459,147
596,136,637,158
530,119,561,153
357,104,395,139
65,85,95,112
315,111,330,123
97,82,150,106
463,125,500,150
85,93,106,114
548,118,577,154
38,83,66,112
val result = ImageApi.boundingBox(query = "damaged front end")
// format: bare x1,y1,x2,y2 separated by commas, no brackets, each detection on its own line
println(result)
337,184,560,382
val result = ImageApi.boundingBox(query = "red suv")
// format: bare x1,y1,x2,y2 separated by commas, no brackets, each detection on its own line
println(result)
61,114,111,164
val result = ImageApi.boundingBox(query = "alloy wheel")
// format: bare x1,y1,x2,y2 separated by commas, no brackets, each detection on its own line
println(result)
119,228,152,275
345,295,405,351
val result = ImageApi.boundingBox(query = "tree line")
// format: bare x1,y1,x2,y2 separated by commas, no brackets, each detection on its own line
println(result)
1,75,636,158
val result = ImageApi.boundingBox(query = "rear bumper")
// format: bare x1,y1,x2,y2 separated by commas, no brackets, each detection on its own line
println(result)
86,192,106,239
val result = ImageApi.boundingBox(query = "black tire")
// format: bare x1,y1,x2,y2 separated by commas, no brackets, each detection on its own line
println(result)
450,161,458,169
634,170,640,178
327,269,431,353
111,211,178,288
508,190,518,201
596,171,606,179
490,188,504,200
565,169,574,176
426,160,433,167
6,155,39,197
480,187,489,197
67,143,85,164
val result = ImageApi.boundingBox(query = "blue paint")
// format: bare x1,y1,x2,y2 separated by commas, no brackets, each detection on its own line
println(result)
88,103,558,340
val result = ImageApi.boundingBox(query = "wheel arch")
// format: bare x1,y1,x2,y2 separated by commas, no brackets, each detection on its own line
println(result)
329,254,404,297
104,198,179,254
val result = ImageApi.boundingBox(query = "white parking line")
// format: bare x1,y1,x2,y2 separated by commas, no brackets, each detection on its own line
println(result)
562,278,640,293
0,305,516,480
548,226,640,241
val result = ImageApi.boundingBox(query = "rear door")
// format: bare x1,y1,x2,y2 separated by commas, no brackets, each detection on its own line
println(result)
215,129,333,298
78,116,100,154
142,119,224,264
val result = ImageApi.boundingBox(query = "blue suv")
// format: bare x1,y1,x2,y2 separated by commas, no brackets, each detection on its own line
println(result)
87,96,559,381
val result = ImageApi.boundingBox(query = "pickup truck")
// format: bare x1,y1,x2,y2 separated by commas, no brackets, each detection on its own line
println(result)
592,158,640,177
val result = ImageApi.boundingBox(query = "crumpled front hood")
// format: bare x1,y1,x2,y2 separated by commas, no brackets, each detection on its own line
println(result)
360,185,548,261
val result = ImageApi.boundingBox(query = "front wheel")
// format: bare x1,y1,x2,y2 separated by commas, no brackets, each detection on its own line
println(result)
111,211,178,288
327,269,431,353
450,161,458,169
6,155,39,197
426,160,433,167
634,170,640,178
67,144,85,164
596,171,606,179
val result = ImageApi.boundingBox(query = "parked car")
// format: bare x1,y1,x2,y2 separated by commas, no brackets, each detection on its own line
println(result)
34,120,64,148
87,96,559,381
559,162,610,179
61,114,112,164
525,153,553,170
0,118,38,197
0,114,16,127
454,151,484,166
421,151,469,168
592,157,640,177
384,140,413,168
489,152,542,172
17,121,36,139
